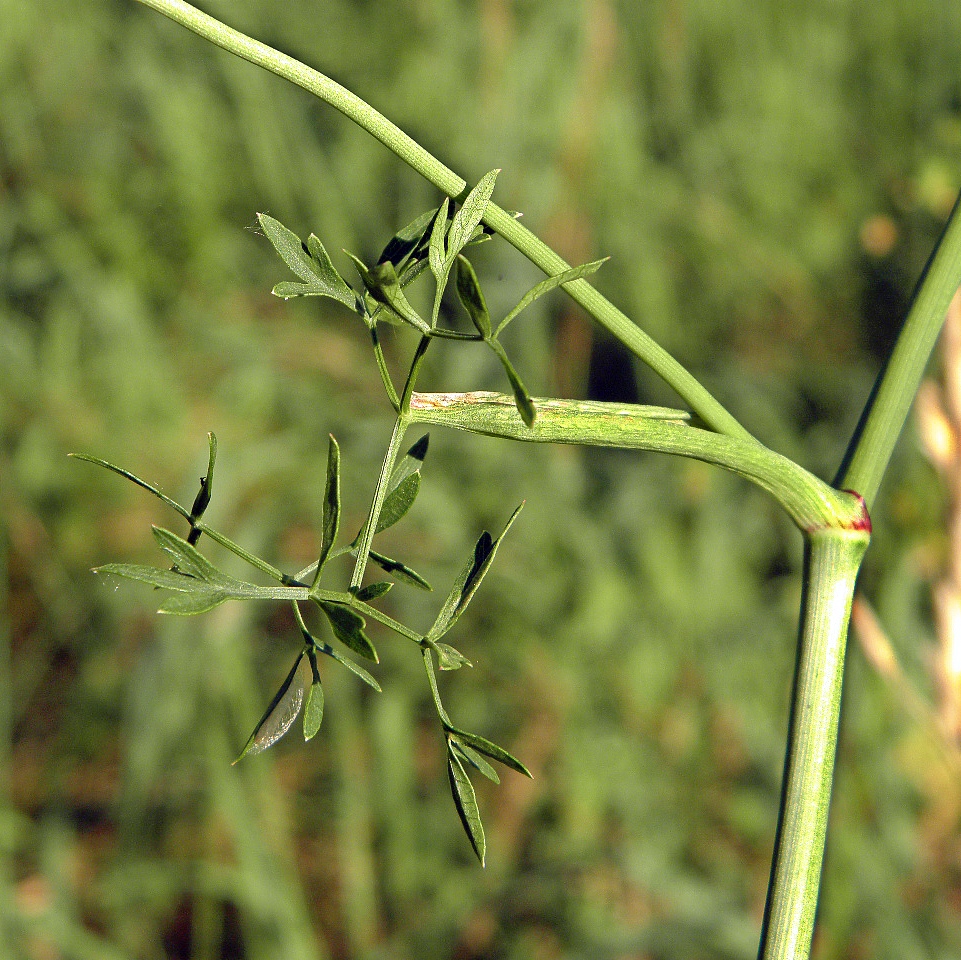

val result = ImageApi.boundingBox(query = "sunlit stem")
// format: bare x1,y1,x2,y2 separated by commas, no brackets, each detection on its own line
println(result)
757,528,870,960
350,335,431,590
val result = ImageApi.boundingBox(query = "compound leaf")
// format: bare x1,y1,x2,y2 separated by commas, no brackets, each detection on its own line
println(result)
367,549,432,591
258,214,356,308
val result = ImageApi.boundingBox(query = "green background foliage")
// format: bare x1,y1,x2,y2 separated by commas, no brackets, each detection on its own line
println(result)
2,0,960,956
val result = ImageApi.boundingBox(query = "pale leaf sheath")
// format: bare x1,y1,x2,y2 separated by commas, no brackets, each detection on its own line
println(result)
408,392,864,534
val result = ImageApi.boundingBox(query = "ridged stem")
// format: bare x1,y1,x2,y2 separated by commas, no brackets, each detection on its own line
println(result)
757,529,870,960
408,392,864,532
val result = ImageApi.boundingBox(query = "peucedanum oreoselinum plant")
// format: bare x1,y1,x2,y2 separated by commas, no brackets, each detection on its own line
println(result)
74,2,961,959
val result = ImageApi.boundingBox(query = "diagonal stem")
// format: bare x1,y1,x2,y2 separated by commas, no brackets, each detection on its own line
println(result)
132,0,753,441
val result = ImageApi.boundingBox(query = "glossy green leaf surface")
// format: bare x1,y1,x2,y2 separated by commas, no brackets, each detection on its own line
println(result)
450,740,500,784
234,653,308,763
447,746,486,866
318,600,378,661
258,213,357,308
427,503,523,641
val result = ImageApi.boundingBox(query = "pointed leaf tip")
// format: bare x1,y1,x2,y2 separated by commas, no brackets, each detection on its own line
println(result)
448,747,487,866
303,680,324,740
319,600,379,662
234,654,308,763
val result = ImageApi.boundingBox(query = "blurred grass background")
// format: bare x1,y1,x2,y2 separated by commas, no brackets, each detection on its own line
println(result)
2,0,961,957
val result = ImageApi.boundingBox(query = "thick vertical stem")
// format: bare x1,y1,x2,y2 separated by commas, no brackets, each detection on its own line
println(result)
758,527,870,960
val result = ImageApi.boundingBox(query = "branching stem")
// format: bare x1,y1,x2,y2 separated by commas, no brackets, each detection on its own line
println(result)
132,0,751,441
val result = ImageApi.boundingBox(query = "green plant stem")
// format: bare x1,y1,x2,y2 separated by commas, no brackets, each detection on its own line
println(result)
408,392,864,532
131,0,752,442
757,528,870,960
839,191,961,506
349,418,409,592
370,327,400,412
190,520,294,584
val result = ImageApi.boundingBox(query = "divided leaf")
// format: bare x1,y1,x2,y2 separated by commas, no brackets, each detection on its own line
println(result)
158,588,229,615
258,214,357,309
375,434,429,535
352,581,393,602
151,526,227,584
434,642,473,671
95,554,309,612
447,745,486,866
376,473,420,534
94,563,207,592
367,549,432,591
428,174,497,326
390,434,429,486
488,339,535,427
428,197,451,285
234,653,309,763
188,432,217,531
69,453,192,522
303,680,324,740
313,640,382,691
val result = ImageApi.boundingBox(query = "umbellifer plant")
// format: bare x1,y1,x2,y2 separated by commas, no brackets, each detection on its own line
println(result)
72,2,961,958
